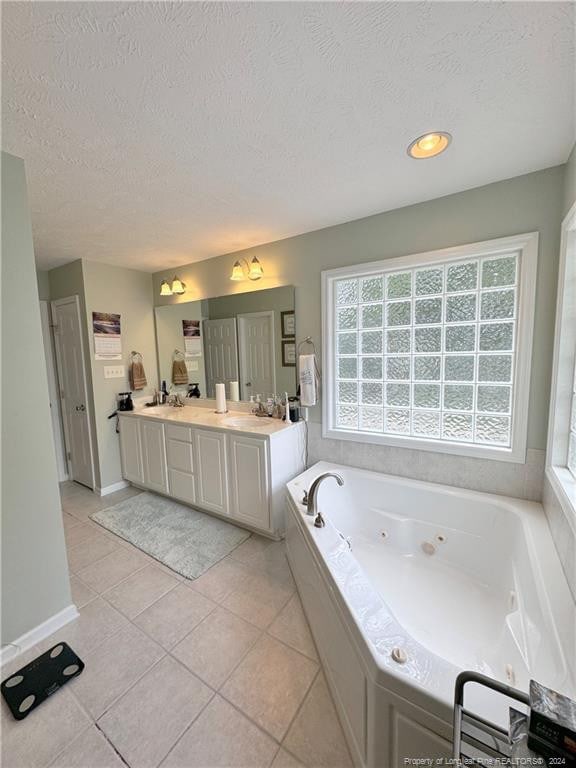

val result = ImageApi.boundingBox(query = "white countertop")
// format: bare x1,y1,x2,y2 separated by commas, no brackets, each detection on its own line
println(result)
119,403,300,437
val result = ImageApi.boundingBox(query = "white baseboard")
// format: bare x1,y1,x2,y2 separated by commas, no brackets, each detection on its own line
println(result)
0,604,79,667
97,480,130,497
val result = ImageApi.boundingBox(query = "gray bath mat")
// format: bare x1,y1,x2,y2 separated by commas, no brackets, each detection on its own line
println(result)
91,492,250,580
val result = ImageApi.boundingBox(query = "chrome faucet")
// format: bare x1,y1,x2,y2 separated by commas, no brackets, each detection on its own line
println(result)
306,472,344,528
168,393,185,407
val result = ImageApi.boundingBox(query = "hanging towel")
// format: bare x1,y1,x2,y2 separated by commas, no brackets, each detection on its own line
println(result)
299,354,319,407
129,353,147,391
172,359,188,385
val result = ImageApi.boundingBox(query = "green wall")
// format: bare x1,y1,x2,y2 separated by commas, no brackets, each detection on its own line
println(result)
37,269,50,300
1,152,72,645
154,165,565,452
564,143,576,216
82,261,157,491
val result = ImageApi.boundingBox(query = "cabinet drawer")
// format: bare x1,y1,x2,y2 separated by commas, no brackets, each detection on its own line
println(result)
166,438,194,473
168,468,195,505
165,423,193,443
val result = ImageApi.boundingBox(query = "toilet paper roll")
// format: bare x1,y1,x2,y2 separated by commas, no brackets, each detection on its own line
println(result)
215,382,227,413
229,381,240,402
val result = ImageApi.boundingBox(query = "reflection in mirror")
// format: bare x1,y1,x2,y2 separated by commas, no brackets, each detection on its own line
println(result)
155,286,296,402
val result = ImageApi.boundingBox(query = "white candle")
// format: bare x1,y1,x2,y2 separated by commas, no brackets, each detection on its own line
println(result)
229,381,240,402
215,383,227,413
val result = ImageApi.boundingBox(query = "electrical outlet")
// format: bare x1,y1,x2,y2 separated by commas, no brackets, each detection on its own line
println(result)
104,365,125,379
186,360,199,371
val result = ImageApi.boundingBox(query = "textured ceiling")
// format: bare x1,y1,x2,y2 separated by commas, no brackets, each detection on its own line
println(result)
2,1,575,271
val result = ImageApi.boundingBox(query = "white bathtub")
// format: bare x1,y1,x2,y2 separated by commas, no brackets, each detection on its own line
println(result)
285,461,576,768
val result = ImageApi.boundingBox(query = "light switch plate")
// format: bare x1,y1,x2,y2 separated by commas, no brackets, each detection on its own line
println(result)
104,365,125,379
186,360,199,371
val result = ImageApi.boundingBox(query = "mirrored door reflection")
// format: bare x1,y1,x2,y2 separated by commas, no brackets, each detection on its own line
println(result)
155,286,296,402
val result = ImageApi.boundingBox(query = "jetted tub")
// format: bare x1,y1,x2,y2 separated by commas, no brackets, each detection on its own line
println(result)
285,461,575,768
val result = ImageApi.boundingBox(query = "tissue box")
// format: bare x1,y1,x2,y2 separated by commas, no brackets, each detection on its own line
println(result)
528,680,576,764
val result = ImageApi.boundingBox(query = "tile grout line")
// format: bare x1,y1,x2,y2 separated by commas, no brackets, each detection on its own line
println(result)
56,487,323,767
41,717,94,768
94,721,132,768
93,652,218,767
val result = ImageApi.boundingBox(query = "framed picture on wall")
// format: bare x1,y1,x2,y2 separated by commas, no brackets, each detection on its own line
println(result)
281,311,295,338
282,340,296,367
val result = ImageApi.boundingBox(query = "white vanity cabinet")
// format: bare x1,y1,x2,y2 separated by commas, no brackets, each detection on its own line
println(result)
140,420,169,494
194,429,229,516
165,424,196,505
228,433,269,530
118,412,305,538
119,416,144,484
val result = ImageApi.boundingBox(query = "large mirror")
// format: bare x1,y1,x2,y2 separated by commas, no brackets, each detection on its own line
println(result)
155,286,296,402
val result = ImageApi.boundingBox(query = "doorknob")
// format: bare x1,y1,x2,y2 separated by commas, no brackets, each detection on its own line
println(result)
245,382,252,387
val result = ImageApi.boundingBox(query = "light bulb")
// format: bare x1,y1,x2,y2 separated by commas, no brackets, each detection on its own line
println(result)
230,261,245,281
248,257,263,280
408,132,451,159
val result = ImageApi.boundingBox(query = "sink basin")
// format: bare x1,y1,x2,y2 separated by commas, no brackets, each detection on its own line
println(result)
221,416,263,428
140,405,172,414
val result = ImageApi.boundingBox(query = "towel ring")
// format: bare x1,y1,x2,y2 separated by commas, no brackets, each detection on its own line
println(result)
172,348,185,361
130,351,143,362
296,336,320,397
297,336,316,355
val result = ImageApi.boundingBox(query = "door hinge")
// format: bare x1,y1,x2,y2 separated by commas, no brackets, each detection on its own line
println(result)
66,451,71,460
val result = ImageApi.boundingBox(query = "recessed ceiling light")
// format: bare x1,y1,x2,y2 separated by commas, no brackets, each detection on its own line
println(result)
407,132,452,159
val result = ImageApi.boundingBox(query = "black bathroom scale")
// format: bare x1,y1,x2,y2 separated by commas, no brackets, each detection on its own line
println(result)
1,642,84,720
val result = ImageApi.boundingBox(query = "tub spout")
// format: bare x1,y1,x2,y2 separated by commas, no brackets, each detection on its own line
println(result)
306,472,344,528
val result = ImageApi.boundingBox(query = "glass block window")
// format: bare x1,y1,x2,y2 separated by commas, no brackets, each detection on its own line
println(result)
324,234,538,460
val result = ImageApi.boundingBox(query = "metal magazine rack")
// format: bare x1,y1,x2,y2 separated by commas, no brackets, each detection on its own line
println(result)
453,671,542,766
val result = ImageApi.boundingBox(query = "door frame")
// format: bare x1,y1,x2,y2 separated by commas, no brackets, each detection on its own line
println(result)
39,300,69,481
51,295,96,489
237,311,276,400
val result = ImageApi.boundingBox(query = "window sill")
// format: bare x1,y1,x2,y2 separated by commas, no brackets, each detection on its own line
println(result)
322,425,526,463
546,465,576,531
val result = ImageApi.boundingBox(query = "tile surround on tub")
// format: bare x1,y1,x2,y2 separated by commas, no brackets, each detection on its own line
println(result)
306,421,545,501
543,474,576,601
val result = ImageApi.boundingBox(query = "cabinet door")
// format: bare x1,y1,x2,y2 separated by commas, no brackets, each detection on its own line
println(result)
166,438,194,474
141,420,168,494
194,429,229,515
119,417,144,484
168,468,196,505
229,434,270,530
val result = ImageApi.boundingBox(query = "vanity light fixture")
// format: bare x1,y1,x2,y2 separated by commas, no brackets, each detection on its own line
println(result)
171,276,186,295
159,276,186,296
230,256,264,281
230,261,245,281
407,132,452,159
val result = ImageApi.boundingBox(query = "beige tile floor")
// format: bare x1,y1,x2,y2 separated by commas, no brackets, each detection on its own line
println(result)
1,482,352,768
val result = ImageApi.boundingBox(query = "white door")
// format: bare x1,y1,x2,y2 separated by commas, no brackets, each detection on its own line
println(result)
203,318,239,398
40,301,68,481
237,312,276,400
52,296,95,489
229,434,270,529
194,429,229,515
141,420,168,493
119,417,144,484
